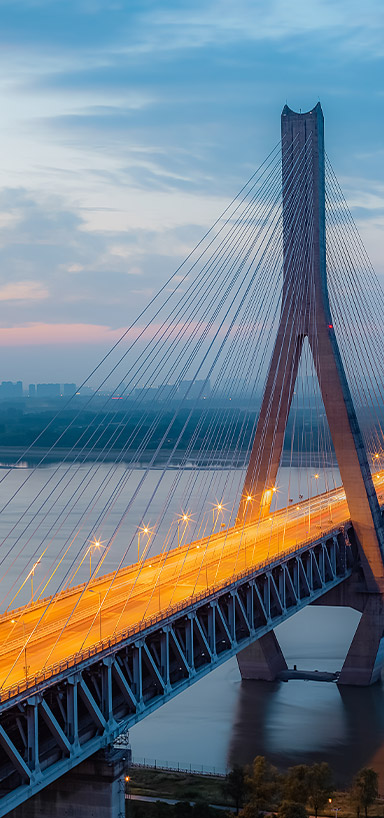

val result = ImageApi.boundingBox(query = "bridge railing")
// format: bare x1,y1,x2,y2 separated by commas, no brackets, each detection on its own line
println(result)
0,525,350,705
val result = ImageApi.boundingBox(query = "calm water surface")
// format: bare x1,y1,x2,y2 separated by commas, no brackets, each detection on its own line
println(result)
1,463,382,787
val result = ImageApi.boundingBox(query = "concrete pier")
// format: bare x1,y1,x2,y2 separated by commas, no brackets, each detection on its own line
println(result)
237,630,287,681
8,749,126,818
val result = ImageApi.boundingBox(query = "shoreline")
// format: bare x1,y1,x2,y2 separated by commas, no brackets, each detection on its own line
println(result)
0,446,338,469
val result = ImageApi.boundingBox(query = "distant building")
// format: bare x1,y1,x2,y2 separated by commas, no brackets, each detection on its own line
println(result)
158,384,175,402
29,384,36,398
63,383,76,397
0,381,23,399
36,383,60,398
76,386,94,396
134,387,158,403
178,379,211,401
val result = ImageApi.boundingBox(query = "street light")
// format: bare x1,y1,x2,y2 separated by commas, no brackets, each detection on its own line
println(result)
89,588,102,642
26,557,42,603
212,501,226,530
177,514,191,548
88,539,107,578
137,525,151,561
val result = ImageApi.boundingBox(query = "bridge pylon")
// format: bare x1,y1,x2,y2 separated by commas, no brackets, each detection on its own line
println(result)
236,103,384,685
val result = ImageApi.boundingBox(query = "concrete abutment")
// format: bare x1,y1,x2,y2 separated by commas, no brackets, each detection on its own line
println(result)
7,749,126,818
236,630,288,681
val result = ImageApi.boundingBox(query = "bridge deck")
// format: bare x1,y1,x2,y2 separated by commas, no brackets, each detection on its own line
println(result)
1,473,383,693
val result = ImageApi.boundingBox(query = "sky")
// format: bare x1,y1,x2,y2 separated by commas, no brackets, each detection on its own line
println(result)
0,0,383,384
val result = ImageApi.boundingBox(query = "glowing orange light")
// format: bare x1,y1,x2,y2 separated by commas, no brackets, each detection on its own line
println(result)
272,486,277,493
314,473,319,479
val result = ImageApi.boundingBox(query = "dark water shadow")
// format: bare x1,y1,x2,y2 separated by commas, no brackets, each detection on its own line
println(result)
228,677,384,788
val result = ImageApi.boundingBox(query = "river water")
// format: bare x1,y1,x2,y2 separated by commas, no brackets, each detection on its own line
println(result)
1,462,383,788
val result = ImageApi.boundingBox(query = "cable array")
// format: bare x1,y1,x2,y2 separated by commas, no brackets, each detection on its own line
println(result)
0,137,382,687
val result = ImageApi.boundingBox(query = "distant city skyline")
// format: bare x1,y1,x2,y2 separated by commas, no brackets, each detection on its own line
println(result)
0,0,383,382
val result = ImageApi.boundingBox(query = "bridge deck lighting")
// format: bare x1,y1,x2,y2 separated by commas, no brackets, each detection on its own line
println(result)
138,525,152,561
212,501,226,526
25,556,42,602
87,538,107,579
177,513,191,547
314,473,319,479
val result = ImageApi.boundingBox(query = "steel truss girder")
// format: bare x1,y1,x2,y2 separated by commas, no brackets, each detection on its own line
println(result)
0,529,355,816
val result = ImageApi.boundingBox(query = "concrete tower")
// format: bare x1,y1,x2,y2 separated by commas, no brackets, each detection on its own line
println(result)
237,104,384,685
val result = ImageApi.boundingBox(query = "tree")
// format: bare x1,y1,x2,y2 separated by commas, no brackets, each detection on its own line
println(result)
174,802,193,818
306,763,333,818
350,768,378,818
225,765,246,814
238,803,261,818
245,755,281,814
191,801,212,818
155,801,169,818
283,765,311,804
278,800,307,818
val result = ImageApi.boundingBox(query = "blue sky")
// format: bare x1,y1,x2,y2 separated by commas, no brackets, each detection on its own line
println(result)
0,0,383,382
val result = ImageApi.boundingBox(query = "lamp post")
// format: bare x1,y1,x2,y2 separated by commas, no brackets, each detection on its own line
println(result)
26,557,42,603
329,800,340,818
88,539,106,579
177,514,190,548
138,526,151,561
89,588,102,641
212,502,225,532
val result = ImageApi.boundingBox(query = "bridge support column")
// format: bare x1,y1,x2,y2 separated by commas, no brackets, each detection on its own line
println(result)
310,576,384,686
338,595,384,686
237,631,287,681
8,749,126,818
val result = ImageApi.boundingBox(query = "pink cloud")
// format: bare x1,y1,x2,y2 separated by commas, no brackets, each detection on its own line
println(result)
0,323,125,347
0,319,217,348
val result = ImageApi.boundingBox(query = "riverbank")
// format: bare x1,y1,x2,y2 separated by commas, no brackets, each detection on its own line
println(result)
0,445,337,469
127,767,229,808
126,767,384,817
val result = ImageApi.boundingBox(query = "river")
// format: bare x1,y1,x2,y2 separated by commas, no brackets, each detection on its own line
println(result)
0,462,382,788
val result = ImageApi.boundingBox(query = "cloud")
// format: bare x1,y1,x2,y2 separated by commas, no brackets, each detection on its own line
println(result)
0,0,382,382
0,322,124,346
0,281,49,301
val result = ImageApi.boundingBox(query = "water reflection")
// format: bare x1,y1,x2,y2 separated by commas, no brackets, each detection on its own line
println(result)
228,677,384,788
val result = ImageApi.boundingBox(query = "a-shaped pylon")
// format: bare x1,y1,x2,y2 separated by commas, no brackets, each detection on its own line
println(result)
236,104,384,685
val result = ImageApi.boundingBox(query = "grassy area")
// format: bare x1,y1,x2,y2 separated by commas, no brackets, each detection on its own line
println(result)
126,767,230,807
125,768,384,817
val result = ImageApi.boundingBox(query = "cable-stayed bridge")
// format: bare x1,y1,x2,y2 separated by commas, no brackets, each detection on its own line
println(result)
1,103,384,816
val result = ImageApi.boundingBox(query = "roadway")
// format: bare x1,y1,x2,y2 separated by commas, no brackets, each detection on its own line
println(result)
1,474,383,692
